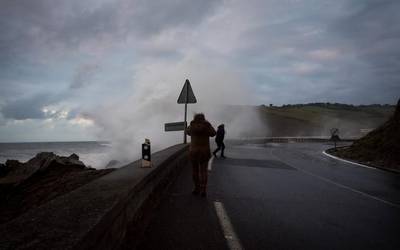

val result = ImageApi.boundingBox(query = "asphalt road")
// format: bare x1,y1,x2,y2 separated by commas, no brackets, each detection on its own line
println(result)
138,142,400,250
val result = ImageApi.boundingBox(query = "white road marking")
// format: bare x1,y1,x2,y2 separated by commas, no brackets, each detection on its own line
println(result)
290,162,400,209
270,150,400,209
270,149,400,209
208,156,215,171
322,151,378,170
214,201,244,250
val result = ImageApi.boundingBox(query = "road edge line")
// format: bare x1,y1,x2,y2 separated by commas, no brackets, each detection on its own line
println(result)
273,149,400,209
297,166,400,209
323,150,400,174
322,151,378,170
214,201,244,250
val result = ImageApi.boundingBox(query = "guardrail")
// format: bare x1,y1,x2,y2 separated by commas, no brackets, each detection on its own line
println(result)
0,144,189,250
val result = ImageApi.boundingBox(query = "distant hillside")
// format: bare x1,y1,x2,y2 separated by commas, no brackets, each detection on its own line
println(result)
332,100,400,170
258,103,395,138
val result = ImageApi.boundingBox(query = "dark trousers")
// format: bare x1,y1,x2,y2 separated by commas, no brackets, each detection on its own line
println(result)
213,141,225,157
191,160,208,193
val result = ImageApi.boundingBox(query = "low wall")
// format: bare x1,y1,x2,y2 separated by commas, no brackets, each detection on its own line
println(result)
227,137,356,145
0,144,189,250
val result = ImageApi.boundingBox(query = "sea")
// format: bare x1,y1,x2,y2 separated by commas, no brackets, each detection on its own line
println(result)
0,141,112,168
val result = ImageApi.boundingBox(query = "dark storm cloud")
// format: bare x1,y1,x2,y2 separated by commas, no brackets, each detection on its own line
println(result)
1,93,55,120
0,0,399,142
0,0,222,120
334,0,400,60
70,64,100,89
331,0,400,102
0,0,399,117
0,0,221,58
0,0,70,61
228,0,400,104
125,0,221,36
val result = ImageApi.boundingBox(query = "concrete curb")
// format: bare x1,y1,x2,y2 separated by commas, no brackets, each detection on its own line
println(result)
322,150,400,174
0,144,189,250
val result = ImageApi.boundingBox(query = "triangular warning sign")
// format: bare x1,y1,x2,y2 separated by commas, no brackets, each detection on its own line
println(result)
177,79,197,104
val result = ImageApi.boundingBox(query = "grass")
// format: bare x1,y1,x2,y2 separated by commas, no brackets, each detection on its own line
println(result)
257,104,395,137
329,101,400,170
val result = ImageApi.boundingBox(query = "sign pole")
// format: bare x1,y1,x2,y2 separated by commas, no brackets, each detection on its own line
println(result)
184,81,189,144
184,102,187,144
176,79,196,144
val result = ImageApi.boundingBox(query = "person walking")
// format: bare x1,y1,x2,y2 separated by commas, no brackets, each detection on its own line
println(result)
186,113,216,197
213,124,226,158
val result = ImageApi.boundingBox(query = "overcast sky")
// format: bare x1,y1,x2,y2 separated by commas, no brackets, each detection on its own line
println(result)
0,0,399,142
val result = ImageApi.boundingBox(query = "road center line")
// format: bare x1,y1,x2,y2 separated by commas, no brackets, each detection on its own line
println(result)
270,149,400,209
296,165,399,209
208,156,214,171
213,201,244,250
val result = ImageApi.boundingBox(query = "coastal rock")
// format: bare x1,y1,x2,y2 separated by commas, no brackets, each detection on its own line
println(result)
69,153,79,161
0,163,8,177
0,152,115,223
0,152,87,186
1,159,33,185
27,152,86,172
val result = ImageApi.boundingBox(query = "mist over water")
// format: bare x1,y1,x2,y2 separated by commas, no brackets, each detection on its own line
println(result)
88,56,265,165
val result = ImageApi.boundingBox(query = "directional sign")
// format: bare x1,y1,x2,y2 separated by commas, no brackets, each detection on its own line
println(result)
165,121,186,131
177,79,197,104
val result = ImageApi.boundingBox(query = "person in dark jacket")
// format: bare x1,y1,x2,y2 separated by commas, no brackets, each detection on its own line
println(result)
186,113,216,197
213,124,226,158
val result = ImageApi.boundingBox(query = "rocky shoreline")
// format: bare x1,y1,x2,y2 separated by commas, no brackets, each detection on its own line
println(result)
0,152,114,223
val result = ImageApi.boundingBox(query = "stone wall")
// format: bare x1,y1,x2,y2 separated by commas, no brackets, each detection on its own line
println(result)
0,144,189,250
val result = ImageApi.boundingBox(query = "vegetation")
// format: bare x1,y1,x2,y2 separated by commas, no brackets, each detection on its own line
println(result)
332,100,400,170
258,103,395,137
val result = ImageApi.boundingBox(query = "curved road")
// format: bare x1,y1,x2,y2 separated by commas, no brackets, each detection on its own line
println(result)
138,142,400,250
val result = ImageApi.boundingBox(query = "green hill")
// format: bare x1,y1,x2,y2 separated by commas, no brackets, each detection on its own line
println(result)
257,103,395,137
333,100,400,170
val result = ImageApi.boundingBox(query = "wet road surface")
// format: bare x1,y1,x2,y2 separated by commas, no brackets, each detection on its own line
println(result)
138,142,400,250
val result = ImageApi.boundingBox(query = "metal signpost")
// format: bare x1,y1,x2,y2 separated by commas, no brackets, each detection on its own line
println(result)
177,79,197,143
164,79,197,144
330,128,340,150
165,122,186,132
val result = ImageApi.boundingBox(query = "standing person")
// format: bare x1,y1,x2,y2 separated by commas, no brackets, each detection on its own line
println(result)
213,124,226,158
186,113,216,197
